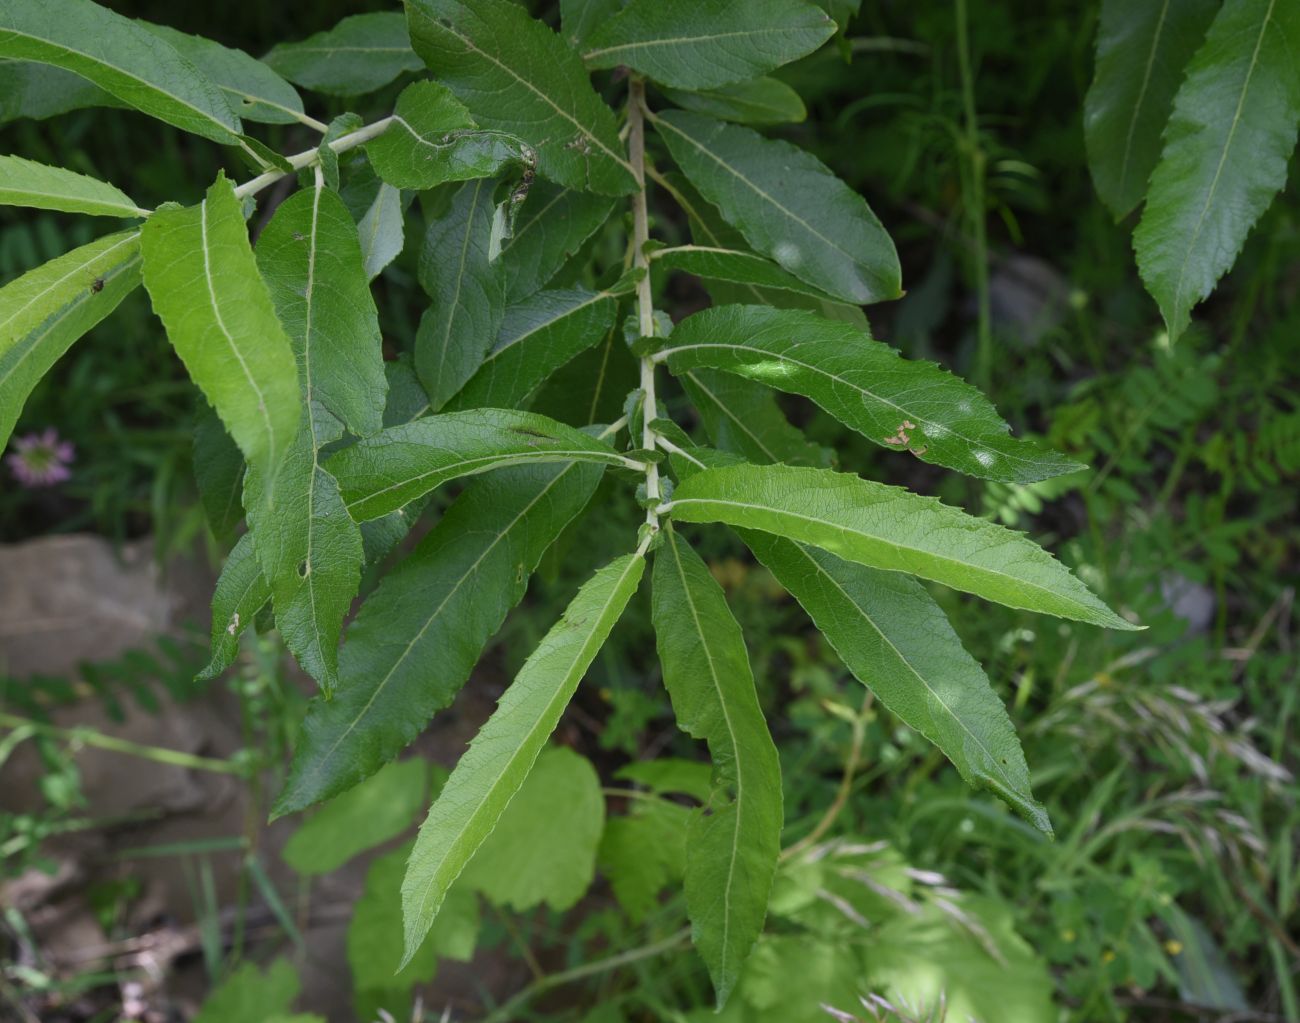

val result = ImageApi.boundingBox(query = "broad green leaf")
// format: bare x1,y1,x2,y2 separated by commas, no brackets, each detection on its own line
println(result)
652,110,900,304
741,533,1050,833
680,368,828,467
664,463,1138,630
499,183,617,302
599,798,690,923
616,757,714,801
653,526,782,1007
447,288,618,411
1134,0,1300,341
658,304,1081,483
0,59,124,123
460,746,604,910
140,174,300,492
0,229,140,449
193,959,298,1023
415,178,504,410
1084,0,1217,218
400,551,645,961
140,22,307,126
262,12,422,97
273,461,603,816
662,77,807,126
282,759,427,876
584,0,834,90
653,245,836,301
357,182,405,281
560,0,624,49
195,531,270,682
193,402,245,542
0,156,146,218
405,0,637,196
0,0,241,143
327,407,633,521
367,80,533,190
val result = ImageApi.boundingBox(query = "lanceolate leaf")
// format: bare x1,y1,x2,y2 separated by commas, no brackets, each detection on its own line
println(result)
0,0,241,143
665,463,1137,629
657,305,1082,483
0,229,140,449
262,12,422,97
680,368,828,467
661,77,807,126
0,59,124,123
400,550,646,961
140,174,300,492
0,156,147,218
447,288,617,410
741,532,1051,834
196,531,270,682
1133,0,1300,341
357,183,405,281
415,178,503,410
498,183,617,302
404,0,638,196
652,109,900,305
1084,0,1218,218
193,402,245,542
274,460,604,816
326,407,635,521
653,245,837,302
584,0,834,90
368,80,534,191
652,525,782,1007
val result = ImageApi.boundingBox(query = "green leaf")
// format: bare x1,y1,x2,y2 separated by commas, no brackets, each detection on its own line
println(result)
273,461,603,816
447,288,618,411
193,959,298,1023
665,463,1138,630
0,155,147,218
661,77,807,126
327,407,633,521
599,798,690,923
0,228,141,449
368,80,533,191
140,174,300,493
401,550,645,961
653,245,836,301
498,183,617,302
0,0,241,143
742,533,1050,833
680,368,828,468
652,526,782,1007
415,178,504,410
282,758,427,875
529,324,639,428
357,182,405,281
195,531,271,682
0,59,124,123
1084,0,1217,218
1133,0,1300,341
262,12,422,97
658,304,1081,483
193,402,245,542
617,757,714,801
652,110,900,305
460,746,604,910
584,0,834,89
405,0,637,196
560,0,624,48
139,21,307,126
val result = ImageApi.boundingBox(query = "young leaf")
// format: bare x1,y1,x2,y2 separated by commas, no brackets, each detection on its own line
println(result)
653,245,838,301
498,183,617,302
261,12,422,97
196,531,270,682
652,109,900,305
1133,0,1300,341
1084,0,1218,218
404,0,638,196
357,182,405,281
584,0,834,90
657,304,1082,483
140,174,300,493
400,550,646,961
273,461,603,816
664,463,1138,630
741,533,1050,834
446,288,617,411
652,525,782,1007
661,77,807,126
0,155,148,218
680,368,828,467
139,21,307,126
327,408,633,521
367,80,533,191
415,178,504,410
0,229,140,449
0,0,241,143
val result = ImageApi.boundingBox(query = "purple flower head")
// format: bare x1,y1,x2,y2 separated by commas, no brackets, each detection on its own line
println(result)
7,428,75,487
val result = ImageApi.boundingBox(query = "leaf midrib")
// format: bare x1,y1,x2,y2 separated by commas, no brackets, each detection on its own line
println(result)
584,25,817,63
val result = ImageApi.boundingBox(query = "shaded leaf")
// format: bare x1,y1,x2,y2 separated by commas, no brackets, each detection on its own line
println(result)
498,182,617,302
661,77,807,125
193,959,298,1023
357,182,405,281
680,368,827,467
654,245,835,301
195,531,270,682
193,402,245,542
599,798,690,923
262,12,422,97
0,58,125,123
